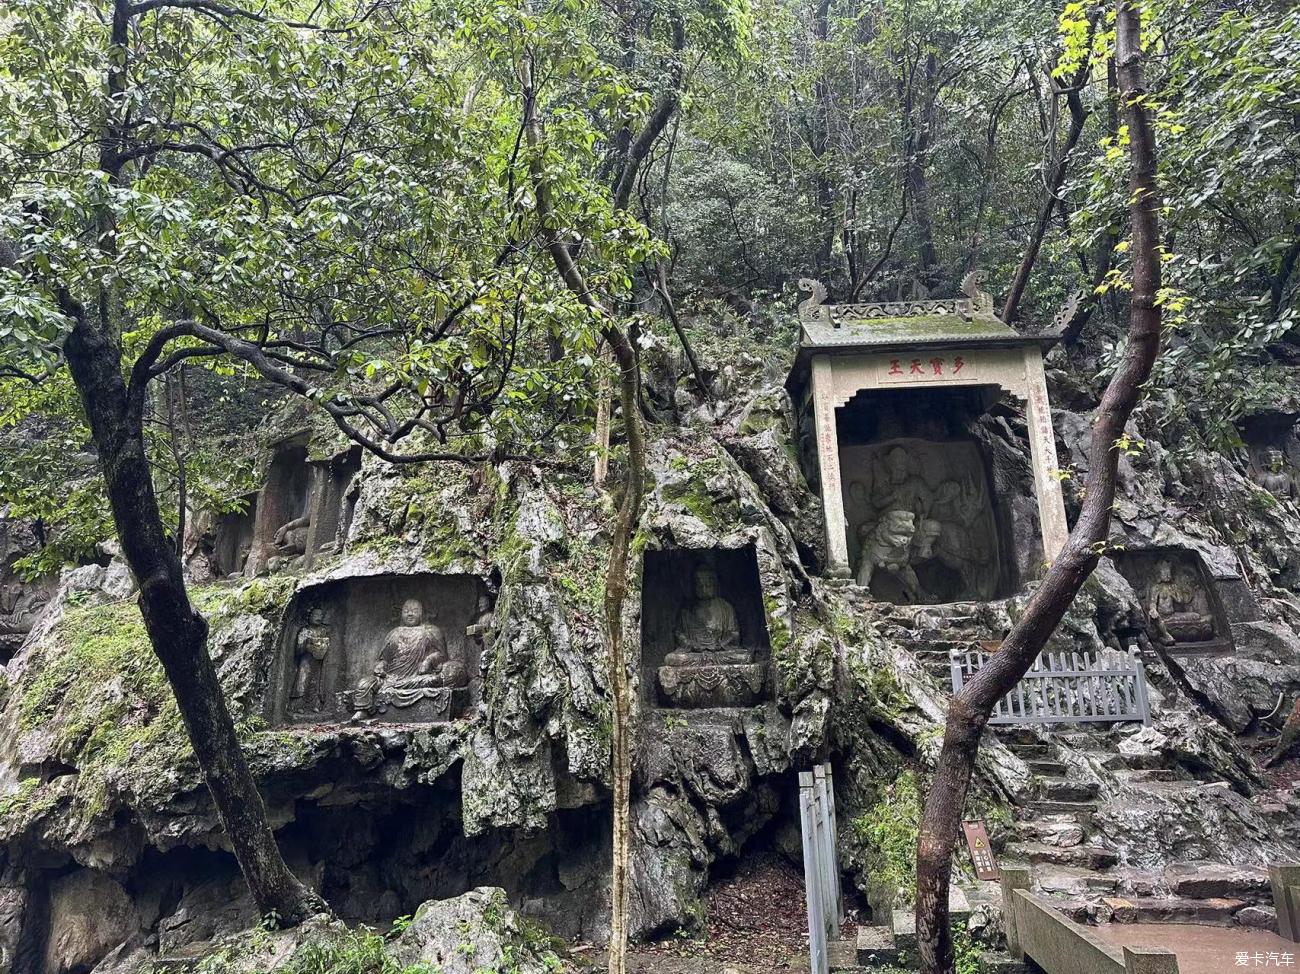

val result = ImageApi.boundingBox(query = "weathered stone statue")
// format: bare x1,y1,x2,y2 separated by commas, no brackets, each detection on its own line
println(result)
855,510,921,601
345,598,469,722
0,581,46,657
1145,559,1215,646
657,566,764,708
664,568,749,666
1256,448,1297,501
267,514,311,572
467,594,494,654
288,607,331,714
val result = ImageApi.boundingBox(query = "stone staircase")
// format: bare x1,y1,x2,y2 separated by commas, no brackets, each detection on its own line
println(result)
999,731,1276,930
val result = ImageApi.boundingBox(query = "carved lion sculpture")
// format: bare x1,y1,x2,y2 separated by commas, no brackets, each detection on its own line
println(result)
856,510,922,601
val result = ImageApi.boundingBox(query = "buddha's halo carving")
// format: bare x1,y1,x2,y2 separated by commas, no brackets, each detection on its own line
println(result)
268,573,490,726
641,547,770,710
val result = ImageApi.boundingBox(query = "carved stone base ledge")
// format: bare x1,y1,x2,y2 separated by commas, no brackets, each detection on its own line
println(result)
657,663,766,709
338,685,469,723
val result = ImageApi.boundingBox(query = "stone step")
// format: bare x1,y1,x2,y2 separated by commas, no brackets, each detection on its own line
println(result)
1006,842,1120,870
979,951,1031,974
1018,814,1087,848
1033,866,1122,897
1026,759,1069,776
1163,863,1270,900
1035,778,1100,803
892,908,917,953
1020,800,1097,818
1077,749,1129,772
1009,743,1054,760
855,925,902,967
1100,895,1248,925
1117,768,1179,783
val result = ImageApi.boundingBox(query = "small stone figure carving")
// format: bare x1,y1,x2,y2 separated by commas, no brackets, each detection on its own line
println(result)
289,607,331,714
664,567,750,666
346,598,469,722
467,594,494,653
267,514,311,571
855,510,921,601
0,581,46,656
1145,559,1215,646
1256,448,1297,501
349,660,387,721
657,565,765,708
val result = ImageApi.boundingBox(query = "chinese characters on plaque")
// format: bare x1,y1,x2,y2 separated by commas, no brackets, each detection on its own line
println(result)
883,355,969,382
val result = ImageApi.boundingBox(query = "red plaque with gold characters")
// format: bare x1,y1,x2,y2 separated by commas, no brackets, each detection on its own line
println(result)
962,820,999,880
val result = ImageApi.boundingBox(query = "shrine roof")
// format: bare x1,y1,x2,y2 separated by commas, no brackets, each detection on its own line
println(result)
786,273,1065,392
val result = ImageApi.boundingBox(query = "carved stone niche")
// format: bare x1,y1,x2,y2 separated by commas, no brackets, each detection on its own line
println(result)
268,573,493,726
640,546,771,710
0,516,52,664
245,437,314,577
303,446,363,570
1239,412,1300,502
835,386,1023,605
1110,547,1234,656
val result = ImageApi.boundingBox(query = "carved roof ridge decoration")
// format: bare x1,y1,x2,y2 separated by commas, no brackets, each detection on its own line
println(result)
792,270,1059,355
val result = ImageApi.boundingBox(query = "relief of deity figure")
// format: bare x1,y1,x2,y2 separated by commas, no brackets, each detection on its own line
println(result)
288,606,331,714
856,510,922,601
0,580,47,656
851,442,997,604
1255,448,1297,501
664,567,751,666
1145,559,1215,646
348,598,468,722
267,514,311,572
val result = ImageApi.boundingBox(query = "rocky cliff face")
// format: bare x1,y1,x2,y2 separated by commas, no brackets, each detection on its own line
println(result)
2,323,1300,973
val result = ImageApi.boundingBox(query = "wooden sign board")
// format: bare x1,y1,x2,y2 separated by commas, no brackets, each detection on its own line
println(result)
962,820,1000,880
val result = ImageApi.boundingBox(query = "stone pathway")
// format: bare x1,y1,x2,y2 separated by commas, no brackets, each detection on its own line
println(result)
1001,730,1277,929
1095,923,1297,974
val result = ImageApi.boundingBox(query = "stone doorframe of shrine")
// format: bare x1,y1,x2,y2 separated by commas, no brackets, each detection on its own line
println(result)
810,343,1069,578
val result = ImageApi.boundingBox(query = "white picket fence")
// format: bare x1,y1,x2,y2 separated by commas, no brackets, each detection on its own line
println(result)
799,763,843,974
950,648,1151,726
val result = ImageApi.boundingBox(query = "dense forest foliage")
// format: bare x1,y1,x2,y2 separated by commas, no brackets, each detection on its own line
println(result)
3,0,1297,561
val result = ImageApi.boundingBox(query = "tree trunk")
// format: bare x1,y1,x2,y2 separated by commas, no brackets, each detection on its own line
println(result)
62,315,325,927
520,60,648,974
914,4,1162,971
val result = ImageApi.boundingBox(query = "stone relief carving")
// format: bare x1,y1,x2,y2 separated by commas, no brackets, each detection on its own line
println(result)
272,576,488,726
1144,558,1216,648
642,550,770,710
288,606,332,715
0,579,47,660
1253,447,1297,501
1112,549,1232,655
343,598,468,722
843,440,1000,605
657,566,764,708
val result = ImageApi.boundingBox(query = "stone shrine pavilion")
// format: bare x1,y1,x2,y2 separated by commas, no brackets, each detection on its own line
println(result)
786,274,1069,603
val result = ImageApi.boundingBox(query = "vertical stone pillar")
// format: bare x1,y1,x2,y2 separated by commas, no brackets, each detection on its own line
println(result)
1000,865,1031,961
1269,863,1300,941
1122,946,1179,974
811,356,851,577
1022,347,1069,561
